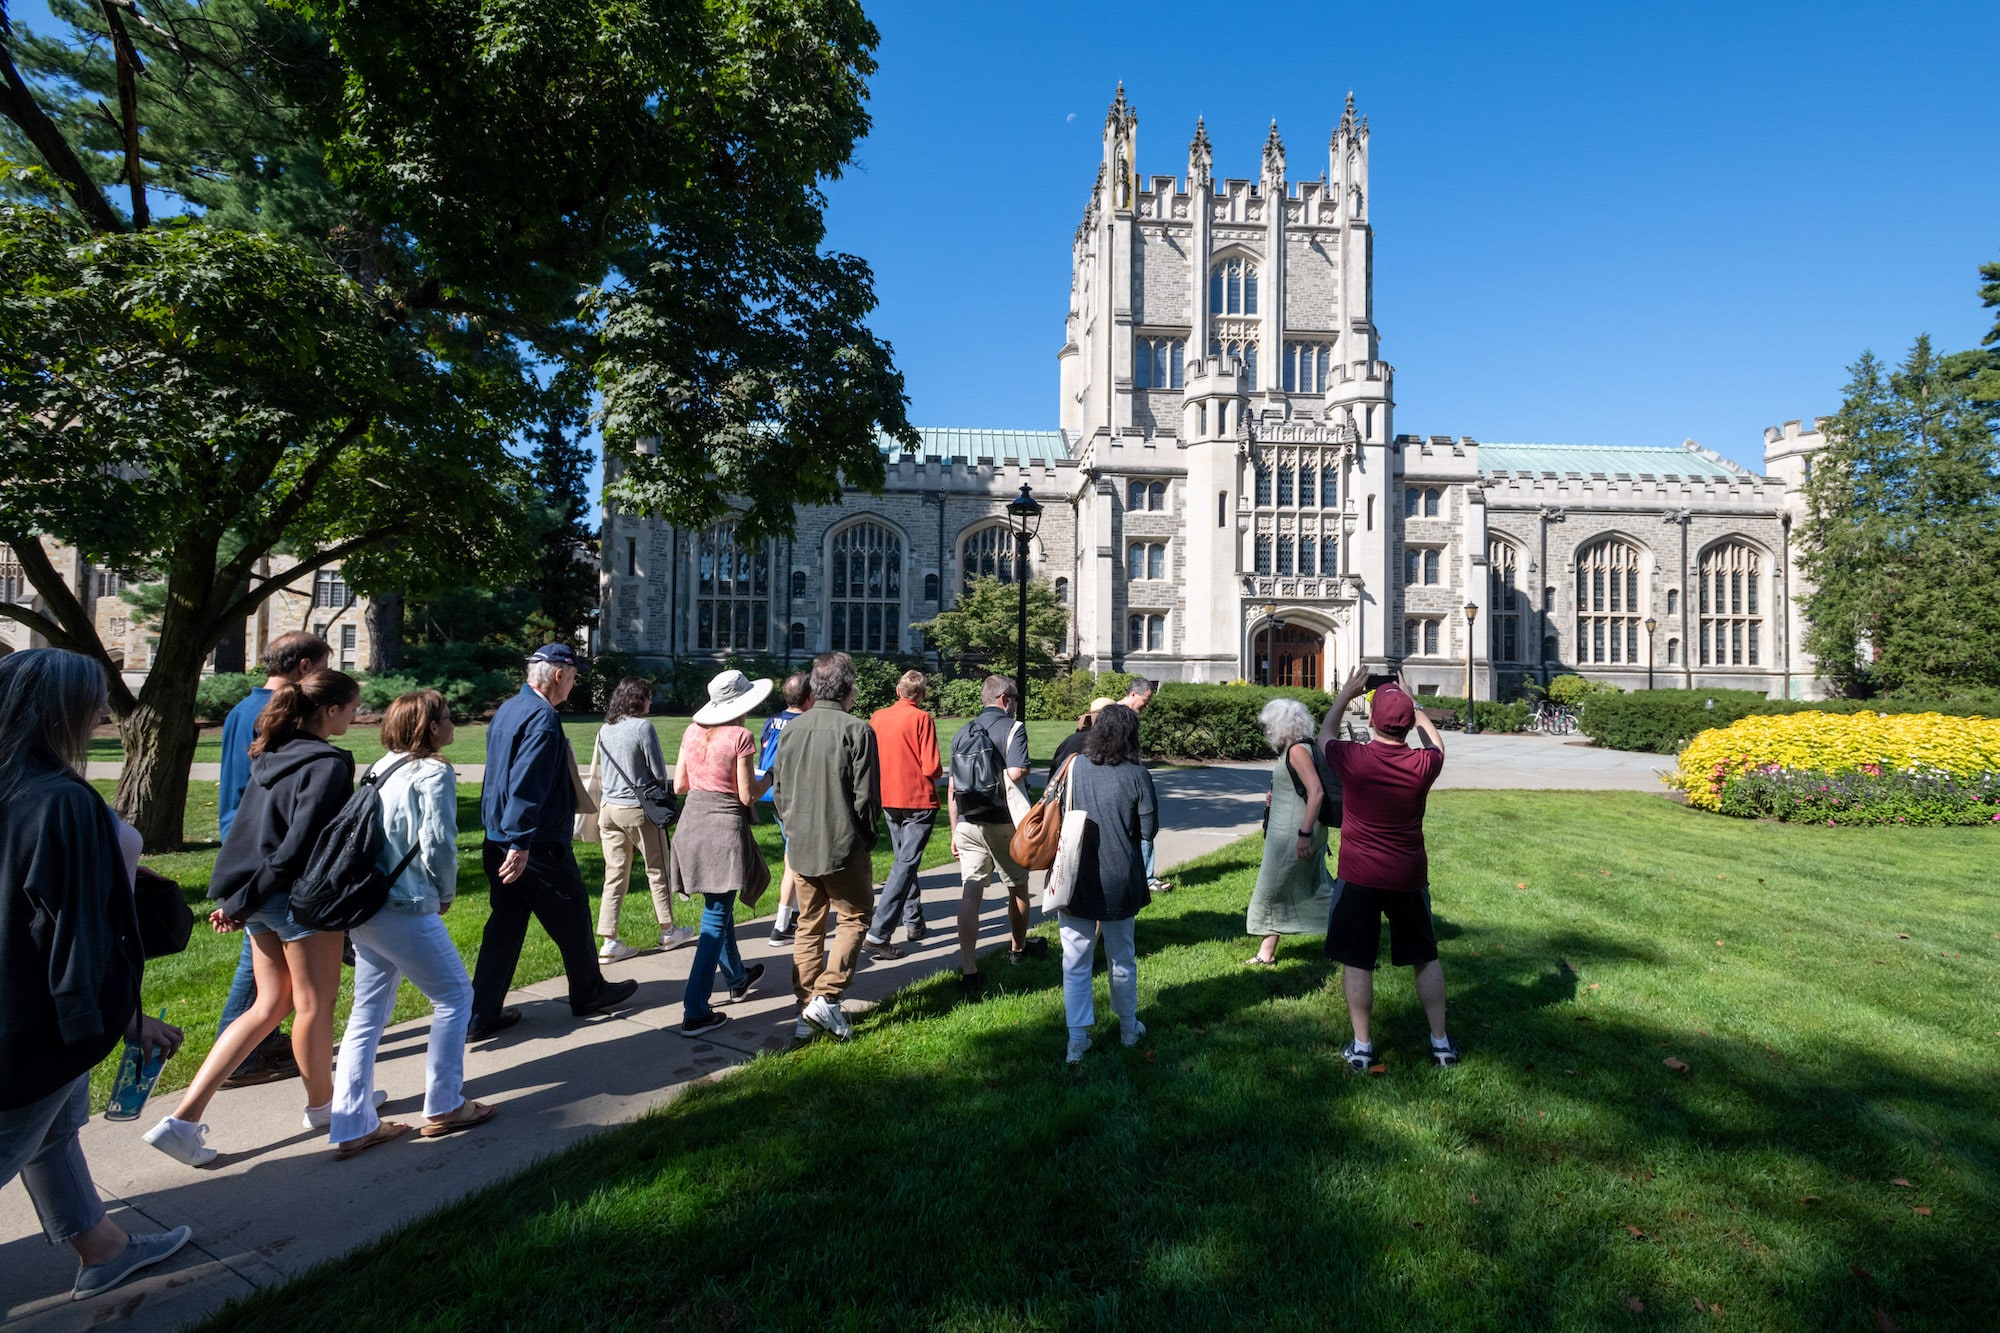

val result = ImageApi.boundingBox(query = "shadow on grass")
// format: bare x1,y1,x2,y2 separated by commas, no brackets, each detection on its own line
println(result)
184,837,1997,1333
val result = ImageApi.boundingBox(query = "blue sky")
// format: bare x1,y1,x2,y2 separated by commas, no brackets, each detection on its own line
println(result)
824,0,2000,471
12,0,1996,476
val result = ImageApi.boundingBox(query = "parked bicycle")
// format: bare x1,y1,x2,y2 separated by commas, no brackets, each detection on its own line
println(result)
1524,701,1579,736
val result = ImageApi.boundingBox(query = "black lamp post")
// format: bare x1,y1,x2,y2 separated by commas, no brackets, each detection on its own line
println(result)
1462,601,1479,734
1006,483,1043,722
1644,615,1658,690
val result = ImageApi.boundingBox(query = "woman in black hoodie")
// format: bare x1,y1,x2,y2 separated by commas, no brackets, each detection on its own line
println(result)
145,671,359,1167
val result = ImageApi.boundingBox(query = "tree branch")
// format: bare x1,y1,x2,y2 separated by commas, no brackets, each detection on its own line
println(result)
214,414,375,594
0,39,126,233
2,538,138,712
214,526,408,632
98,1,150,228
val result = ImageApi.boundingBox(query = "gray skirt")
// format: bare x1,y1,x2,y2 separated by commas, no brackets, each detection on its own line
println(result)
666,789,772,902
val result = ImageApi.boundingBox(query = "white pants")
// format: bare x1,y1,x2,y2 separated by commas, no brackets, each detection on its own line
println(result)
1057,912,1137,1033
331,908,473,1142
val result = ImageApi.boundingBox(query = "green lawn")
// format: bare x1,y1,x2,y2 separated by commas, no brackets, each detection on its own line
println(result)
95,780,961,1112
91,715,1079,770
194,792,1997,1331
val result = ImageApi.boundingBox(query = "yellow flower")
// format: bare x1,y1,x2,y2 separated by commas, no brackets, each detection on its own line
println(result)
1666,712,2000,810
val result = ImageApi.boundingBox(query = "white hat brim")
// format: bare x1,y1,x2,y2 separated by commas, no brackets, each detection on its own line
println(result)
691,676,776,726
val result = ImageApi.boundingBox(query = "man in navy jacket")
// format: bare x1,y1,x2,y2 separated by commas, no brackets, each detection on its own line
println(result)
468,644,638,1038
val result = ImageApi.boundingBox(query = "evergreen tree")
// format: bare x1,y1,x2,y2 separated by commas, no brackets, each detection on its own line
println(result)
529,418,600,647
1798,336,2000,696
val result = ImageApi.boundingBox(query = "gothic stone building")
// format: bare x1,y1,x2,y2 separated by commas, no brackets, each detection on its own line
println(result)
597,88,1829,701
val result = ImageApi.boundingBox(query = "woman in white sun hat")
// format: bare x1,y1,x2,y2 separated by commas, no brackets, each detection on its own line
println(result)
668,670,775,1037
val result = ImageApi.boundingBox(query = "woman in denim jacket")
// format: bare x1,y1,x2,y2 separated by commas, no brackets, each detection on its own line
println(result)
328,690,494,1159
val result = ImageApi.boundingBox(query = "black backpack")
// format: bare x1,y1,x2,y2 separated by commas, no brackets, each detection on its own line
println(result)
949,718,1010,819
290,755,423,932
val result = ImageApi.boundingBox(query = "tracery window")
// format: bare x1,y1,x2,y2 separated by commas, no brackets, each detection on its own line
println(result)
1404,547,1441,586
1488,539,1522,662
312,568,352,609
1276,536,1294,576
1573,538,1644,666
959,523,1019,593
1698,542,1763,667
828,522,903,655
1403,486,1441,518
1404,618,1441,657
1254,534,1273,575
1209,258,1259,315
1320,538,1340,576
1126,480,1167,511
1134,338,1186,390
1127,542,1166,581
0,553,24,603
1128,613,1165,652
1283,343,1333,395
1210,339,1259,390
695,521,770,652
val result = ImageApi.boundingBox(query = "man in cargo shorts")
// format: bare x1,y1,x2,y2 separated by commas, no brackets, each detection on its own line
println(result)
1316,666,1458,1071
949,675,1046,997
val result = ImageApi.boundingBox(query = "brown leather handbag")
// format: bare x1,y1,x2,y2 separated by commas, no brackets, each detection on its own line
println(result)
1009,756,1076,871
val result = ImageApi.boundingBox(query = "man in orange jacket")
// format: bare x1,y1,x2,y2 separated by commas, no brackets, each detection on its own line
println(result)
863,670,943,958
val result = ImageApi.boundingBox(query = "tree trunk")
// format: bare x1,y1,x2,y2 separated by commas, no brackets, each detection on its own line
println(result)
113,633,207,851
366,593,404,672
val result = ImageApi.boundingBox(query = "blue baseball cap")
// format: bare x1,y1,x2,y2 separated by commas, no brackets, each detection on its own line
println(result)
526,643,585,671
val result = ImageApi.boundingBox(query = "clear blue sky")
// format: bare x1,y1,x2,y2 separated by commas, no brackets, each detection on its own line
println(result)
824,0,2000,471
12,0,1996,476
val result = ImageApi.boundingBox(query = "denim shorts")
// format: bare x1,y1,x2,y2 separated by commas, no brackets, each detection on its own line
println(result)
242,892,317,943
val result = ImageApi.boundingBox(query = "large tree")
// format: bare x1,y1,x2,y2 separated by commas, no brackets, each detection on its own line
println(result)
1797,334,2000,696
1,0,914,847
915,576,1070,679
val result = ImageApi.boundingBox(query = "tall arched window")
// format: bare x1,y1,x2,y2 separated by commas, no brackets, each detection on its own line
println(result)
1699,542,1763,667
1209,257,1259,314
1573,538,1644,665
960,524,1018,593
1488,540,1522,662
828,522,903,655
695,521,770,652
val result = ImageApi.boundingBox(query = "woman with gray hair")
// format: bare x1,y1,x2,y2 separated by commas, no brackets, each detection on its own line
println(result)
1244,696,1335,965
0,648,193,1299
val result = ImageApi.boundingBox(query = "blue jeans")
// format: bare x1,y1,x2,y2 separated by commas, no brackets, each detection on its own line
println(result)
682,892,745,1023
1142,838,1157,882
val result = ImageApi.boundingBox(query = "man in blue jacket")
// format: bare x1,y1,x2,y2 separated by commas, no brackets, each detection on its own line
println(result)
468,644,638,1038
212,631,328,1086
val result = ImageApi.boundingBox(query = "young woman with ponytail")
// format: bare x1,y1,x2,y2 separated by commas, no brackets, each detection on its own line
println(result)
145,670,370,1167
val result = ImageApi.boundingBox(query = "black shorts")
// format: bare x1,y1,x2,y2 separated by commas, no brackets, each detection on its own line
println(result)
1323,880,1439,970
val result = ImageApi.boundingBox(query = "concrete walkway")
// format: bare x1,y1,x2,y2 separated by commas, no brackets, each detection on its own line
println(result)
14,741,1670,1330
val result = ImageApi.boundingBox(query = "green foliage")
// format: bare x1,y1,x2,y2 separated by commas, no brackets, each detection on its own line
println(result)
1799,337,2000,696
1137,683,1330,762
531,416,600,645
1415,694,1532,734
930,676,983,719
914,576,1069,678
1577,689,1996,754
1027,670,1135,722
1545,673,1619,707
1717,766,2000,826
194,672,258,721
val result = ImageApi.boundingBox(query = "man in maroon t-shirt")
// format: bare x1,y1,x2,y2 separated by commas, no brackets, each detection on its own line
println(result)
1316,665,1458,1071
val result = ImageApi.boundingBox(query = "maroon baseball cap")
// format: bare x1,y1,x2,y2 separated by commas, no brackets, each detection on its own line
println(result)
1370,686,1416,729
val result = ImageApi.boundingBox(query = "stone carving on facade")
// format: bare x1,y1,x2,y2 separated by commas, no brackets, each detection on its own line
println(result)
1188,116,1212,193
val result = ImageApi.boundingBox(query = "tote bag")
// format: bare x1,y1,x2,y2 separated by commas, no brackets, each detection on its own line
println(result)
1040,775,1090,914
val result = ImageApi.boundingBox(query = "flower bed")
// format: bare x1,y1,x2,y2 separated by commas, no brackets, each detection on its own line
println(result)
1667,711,2000,824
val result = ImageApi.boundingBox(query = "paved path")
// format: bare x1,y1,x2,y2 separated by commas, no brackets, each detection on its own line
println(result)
17,741,1669,1329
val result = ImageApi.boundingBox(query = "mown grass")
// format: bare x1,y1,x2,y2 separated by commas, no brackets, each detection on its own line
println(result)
194,792,1997,1331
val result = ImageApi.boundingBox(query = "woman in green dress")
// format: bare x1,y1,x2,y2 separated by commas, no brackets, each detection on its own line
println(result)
1246,697,1335,964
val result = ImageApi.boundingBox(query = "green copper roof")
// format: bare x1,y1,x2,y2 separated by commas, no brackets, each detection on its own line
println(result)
881,427,1071,464
1478,442,1750,480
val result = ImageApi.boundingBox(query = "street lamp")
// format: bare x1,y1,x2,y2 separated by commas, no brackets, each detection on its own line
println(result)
1272,613,1287,685
1644,615,1658,691
1259,601,1278,684
1006,483,1043,722
1462,601,1479,734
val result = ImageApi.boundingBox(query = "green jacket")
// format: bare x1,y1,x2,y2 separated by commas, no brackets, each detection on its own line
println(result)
771,705,881,877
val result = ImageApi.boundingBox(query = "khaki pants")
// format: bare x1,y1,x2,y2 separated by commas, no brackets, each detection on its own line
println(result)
792,851,875,1005
598,803,676,937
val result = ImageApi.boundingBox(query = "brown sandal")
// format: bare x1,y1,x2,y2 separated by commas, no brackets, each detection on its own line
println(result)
334,1121,411,1161
420,1100,497,1138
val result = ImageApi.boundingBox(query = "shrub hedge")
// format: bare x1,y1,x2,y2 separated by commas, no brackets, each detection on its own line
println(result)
1138,683,1330,762
195,672,259,722
1413,694,1532,735
1579,689,1996,754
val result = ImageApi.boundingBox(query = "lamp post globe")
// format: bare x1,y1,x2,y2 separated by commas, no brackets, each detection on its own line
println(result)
1006,484,1043,722
1462,601,1479,734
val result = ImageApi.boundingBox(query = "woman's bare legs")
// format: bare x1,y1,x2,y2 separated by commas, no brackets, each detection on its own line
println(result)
285,931,348,1110
1256,933,1279,964
170,932,294,1122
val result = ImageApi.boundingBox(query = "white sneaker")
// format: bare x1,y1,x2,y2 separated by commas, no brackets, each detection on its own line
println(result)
143,1117,215,1167
793,1017,815,1041
302,1088,387,1130
598,937,638,962
800,995,853,1043
1066,1032,1093,1065
1121,1018,1148,1048
659,925,698,951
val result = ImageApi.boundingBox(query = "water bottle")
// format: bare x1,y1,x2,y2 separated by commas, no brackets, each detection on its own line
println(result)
104,1009,169,1122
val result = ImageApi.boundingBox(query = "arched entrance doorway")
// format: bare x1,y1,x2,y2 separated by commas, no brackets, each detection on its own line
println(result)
1252,620,1327,688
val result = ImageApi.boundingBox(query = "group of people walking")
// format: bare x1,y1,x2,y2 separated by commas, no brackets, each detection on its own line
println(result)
2,631,1459,1302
